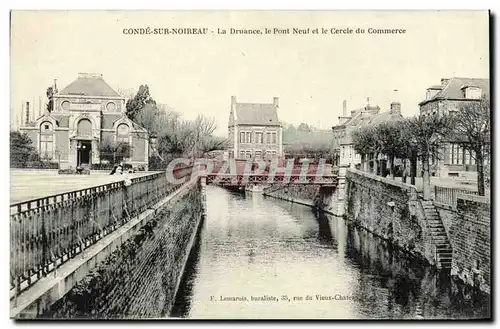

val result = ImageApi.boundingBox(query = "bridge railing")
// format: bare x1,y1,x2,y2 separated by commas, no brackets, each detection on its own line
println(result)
10,166,193,297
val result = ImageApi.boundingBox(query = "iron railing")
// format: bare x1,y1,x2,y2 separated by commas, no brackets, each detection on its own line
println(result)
205,173,338,186
10,166,193,297
434,185,478,208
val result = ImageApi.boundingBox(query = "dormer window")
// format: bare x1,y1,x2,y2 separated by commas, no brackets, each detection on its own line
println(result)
462,85,482,99
426,85,442,100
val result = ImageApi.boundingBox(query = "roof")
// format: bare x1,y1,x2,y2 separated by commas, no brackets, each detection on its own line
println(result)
58,73,122,98
234,102,280,126
334,107,403,145
368,111,403,126
420,77,490,106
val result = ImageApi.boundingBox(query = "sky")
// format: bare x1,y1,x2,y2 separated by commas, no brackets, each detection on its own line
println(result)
10,10,489,136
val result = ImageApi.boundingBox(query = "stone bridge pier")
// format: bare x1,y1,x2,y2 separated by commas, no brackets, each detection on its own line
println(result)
317,167,347,216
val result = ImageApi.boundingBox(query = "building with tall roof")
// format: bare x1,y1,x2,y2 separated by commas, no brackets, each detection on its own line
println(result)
228,96,283,159
419,77,490,177
332,99,403,168
19,73,149,170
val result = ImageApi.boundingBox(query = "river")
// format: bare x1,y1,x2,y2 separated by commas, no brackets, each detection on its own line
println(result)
171,186,490,320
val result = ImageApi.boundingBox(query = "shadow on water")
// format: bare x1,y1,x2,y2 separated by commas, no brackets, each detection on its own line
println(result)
312,209,336,247
343,221,490,319
169,215,205,318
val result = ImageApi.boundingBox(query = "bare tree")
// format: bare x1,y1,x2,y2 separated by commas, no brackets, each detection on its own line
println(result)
452,95,490,196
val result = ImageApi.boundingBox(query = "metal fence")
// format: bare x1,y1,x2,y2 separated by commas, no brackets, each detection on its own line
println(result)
10,166,193,296
434,185,478,208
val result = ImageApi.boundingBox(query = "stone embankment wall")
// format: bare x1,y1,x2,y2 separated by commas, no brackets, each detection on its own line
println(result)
344,169,436,265
450,194,490,294
42,181,204,319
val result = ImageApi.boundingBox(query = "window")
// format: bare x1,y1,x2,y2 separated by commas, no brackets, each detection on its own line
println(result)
40,122,54,160
272,132,277,144
272,151,277,157
240,150,245,158
266,132,271,144
464,87,482,99
239,132,245,143
255,132,263,144
246,132,251,143
77,119,92,137
117,123,130,144
255,150,262,159
458,146,463,164
246,151,252,159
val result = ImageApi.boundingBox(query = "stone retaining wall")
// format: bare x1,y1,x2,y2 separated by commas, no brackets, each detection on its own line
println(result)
42,182,203,319
450,194,490,294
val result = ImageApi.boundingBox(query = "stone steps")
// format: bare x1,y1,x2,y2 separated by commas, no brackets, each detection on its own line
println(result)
421,201,452,270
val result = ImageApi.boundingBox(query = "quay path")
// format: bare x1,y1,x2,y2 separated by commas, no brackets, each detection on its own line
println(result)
10,169,154,204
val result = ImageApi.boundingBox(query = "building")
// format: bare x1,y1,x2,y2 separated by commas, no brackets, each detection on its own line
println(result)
19,73,149,170
419,77,490,177
228,96,283,159
332,99,403,168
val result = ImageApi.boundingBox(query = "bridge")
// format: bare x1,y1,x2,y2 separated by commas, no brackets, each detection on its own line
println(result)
199,160,339,187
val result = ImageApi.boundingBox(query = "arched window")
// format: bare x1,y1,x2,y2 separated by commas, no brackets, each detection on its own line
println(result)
77,119,92,137
117,123,130,143
40,122,54,160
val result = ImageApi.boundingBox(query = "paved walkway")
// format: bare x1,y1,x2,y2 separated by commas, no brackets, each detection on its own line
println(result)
10,170,155,204
392,176,479,192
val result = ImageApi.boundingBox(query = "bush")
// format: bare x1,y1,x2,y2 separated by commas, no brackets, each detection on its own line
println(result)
91,163,115,170
11,161,59,169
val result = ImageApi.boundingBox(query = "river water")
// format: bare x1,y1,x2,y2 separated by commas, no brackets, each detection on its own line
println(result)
171,186,490,320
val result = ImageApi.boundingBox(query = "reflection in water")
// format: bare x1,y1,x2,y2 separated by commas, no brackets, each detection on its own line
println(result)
171,186,490,319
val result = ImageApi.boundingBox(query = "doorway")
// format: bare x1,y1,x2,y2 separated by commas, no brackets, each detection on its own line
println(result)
77,140,92,167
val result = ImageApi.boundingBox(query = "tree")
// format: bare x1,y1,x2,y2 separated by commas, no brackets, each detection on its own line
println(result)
99,137,132,165
46,86,56,113
352,126,378,172
452,95,490,196
407,114,454,200
198,135,228,155
125,85,156,121
374,120,405,179
393,120,415,184
10,131,40,166
297,122,313,132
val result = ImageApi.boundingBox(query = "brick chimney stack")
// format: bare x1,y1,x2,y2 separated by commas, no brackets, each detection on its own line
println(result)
25,101,30,125
390,89,401,116
342,100,347,117
273,97,279,108
441,78,450,88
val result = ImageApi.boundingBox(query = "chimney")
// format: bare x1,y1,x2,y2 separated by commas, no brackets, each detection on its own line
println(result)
342,100,347,117
390,89,401,116
231,95,237,106
53,78,58,93
441,78,450,88
351,110,356,117
25,101,30,125
390,102,401,116
273,97,279,108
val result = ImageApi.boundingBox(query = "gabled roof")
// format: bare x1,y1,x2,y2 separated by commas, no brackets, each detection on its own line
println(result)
234,102,280,126
58,73,122,98
420,77,489,106
368,111,403,126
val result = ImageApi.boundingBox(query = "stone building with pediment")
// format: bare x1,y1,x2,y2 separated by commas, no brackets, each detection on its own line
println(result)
19,73,149,170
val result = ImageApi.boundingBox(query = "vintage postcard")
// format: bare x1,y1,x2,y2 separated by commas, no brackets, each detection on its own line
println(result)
9,10,491,320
